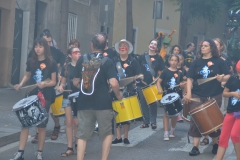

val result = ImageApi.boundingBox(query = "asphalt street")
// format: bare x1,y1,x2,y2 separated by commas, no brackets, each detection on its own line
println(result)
0,88,236,160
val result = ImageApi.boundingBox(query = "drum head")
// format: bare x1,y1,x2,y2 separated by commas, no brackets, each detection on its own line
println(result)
13,95,38,111
68,92,79,99
161,93,180,105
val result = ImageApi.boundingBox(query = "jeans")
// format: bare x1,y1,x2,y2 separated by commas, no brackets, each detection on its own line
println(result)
137,86,157,124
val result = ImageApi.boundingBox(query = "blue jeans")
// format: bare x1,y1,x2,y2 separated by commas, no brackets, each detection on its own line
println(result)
137,86,157,124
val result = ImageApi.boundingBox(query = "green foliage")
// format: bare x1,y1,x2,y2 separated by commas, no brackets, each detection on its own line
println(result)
171,0,226,23
225,0,240,11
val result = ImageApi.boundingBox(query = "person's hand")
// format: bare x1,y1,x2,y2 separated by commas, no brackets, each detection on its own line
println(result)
179,82,185,88
116,92,123,100
37,82,46,89
183,93,192,104
221,81,226,88
216,74,224,82
14,84,22,91
232,92,240,99
58,85,64,93
158,90,163,95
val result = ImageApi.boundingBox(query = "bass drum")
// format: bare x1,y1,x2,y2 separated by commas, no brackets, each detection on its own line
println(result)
189,99,224,136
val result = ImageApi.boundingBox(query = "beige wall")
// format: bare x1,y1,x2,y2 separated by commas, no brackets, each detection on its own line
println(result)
0,0,16,86
112,0,180,54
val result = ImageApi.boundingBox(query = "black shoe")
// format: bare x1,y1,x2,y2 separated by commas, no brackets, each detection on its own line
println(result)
112,138,122,144
123,138,130,144
10,152,24,160
189,146,200,156
212,144,218,155
94,127,98,133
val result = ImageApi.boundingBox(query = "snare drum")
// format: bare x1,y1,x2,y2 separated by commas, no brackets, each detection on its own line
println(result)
189,99,224,136
142,85,162,105
112,95,142,123
68,92,79,102
161,93,183,117
13,95,48,128
51,91,65,116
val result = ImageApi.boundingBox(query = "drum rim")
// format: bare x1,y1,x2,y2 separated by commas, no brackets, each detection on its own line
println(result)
161,93,180,105
13,95,39,111
189,99,216,115
182,114,190,122
112,95,138,102
200,123,223,135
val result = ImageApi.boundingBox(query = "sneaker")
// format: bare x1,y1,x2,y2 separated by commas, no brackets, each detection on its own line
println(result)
112,138,122,144
51,126,60,140
123,138,130,144
31,133,38,143
36,151,43,160
212,144,218,155
189,146,200,156
177,114,183,122
10,152,24,160
94,127,98,133
169,130,175,138
164,133,169,141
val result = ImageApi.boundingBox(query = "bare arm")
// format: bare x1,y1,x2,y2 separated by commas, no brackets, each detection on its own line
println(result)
38,72,56,89
73,78,80,89
223,87,240,99
14,72,31,90
156,78,163,94
184,78,193,104
58,77,66,93
109,78,122,100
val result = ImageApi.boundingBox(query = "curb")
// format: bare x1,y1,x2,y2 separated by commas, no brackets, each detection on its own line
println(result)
0,129,20,148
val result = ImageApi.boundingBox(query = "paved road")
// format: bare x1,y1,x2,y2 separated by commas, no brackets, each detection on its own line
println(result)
0,88,236,160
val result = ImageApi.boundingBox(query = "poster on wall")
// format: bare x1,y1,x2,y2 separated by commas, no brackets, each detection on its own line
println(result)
74,0,91,6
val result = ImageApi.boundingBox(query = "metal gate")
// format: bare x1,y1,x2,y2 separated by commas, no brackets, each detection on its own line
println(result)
11,8,23,84
68,13,78,45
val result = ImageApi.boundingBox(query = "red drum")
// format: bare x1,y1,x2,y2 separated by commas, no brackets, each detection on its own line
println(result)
189,99,224,136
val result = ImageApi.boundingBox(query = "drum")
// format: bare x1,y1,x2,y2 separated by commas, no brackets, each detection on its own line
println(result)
142,85,162,105
51,91,65,116
161,93,183,117
112,95,142,123
189,99,224,136
68,92,79,102
12,95,48,128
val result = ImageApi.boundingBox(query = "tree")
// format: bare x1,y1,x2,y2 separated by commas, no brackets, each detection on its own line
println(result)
172,0,226,48
226,0,240,11
126,0,133,46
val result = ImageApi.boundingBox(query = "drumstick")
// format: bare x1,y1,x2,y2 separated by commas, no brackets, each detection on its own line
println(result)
197,74,224,85
190,98,200,102
54,80,61,90
21,79,51,89
8,83,15,89
162,82,187,93
63,90,72,92
149,76,159,86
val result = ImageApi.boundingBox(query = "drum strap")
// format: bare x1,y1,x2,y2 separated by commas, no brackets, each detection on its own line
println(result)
144,52,156,77
116,62,125,79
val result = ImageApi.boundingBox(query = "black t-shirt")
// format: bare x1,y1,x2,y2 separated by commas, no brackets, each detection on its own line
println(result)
103,48,118,60
74,53,117,110
26,58,58,102
221,53,232,72
183,51,194,68
61,63,79,99
138,53,165,85
187,57,229,97
177,66,187,77
225,75,240,113
160,68,183,96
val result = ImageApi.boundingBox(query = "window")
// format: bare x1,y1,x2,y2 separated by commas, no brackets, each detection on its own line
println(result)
0,9,1,36
68,13,78,45
74,0,91,6
153,1,163,19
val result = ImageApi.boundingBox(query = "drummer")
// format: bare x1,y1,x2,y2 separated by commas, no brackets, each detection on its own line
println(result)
12,37,58,160
137,39,165,129
111,39,142,145
184,39,230,156
157,54,185,140
58,46,81,157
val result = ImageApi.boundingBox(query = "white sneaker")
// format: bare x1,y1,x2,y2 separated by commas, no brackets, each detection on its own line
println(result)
36,152,43,160
169,130,175,138
10,152,24,160
164,133,169,141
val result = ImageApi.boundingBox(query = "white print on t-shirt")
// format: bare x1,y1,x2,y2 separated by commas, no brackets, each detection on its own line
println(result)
168,77,176,90
145,64,150,72
231,89,240,106
33,68,43,83
200,65,210,78
117,68,126,80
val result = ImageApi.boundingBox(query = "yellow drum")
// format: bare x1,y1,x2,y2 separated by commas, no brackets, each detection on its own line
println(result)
142,85,162,105
112,95,142,123
51,91,65,116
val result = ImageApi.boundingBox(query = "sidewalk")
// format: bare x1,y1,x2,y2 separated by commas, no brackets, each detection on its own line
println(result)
0,88,63,147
